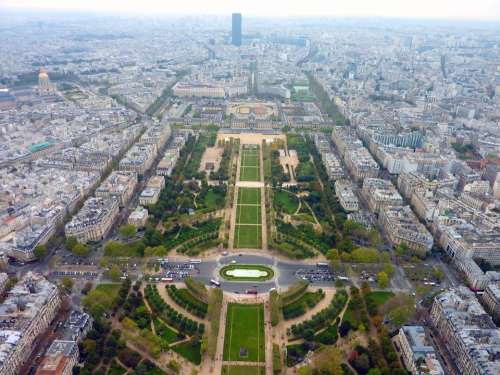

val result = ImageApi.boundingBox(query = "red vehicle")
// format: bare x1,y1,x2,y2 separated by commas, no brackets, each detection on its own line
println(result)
246,289,258,295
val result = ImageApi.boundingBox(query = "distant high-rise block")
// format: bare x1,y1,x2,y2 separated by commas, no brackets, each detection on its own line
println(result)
232,13,242,46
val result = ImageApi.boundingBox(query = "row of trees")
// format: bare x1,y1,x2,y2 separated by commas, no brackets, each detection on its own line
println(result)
166,285,208,318
282,290,325,320
144,284,204,336
290,289,348,340
210,138,239,181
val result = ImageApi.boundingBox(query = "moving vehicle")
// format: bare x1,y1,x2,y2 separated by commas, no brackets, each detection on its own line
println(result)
210,279,221,287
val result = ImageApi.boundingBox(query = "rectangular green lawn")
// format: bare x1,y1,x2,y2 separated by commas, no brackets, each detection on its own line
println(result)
223,304,265,363
238,187,261,205
241,154,259,166
235,225,261,248
236,205,261,225
240,166,260,181
222,365,265,375
240,146,261,181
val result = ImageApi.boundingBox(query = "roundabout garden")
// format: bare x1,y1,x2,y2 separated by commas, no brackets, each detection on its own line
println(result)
219,264,275,281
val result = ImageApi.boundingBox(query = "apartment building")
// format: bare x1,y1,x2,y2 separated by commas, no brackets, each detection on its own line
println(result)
35,340,78,375
172,82,225,98
128,206,149,228
410,189,438,222
119,143,157,175
0,273,61,375
344,148,380,181
0,272,8,295
334,180,359,212
139,188,160,206
322,153,344,179
361,178,403,214
95,170,137,207
64,197,119,243
157,149,180,176
139,123,172,150
483,283,500,322
397,172,457,200
379,205,433,256
430,287,500,375
395,326,444,375
438,225,500,265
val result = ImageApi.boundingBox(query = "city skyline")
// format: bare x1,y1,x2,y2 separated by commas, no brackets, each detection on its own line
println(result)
2,0,500,21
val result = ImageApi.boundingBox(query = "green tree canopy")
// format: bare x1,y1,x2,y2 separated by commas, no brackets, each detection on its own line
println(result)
120,224,137,240
61,276,74,292
107,264,122,282
65,236,78,251
377,271,389,289
34,244,48,259
73,243,91,257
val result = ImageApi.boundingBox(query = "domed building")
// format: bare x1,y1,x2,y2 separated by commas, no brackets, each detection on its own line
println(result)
38,67,52,94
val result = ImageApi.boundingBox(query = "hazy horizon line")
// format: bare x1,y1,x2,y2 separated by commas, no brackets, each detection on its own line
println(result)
1,7,500,24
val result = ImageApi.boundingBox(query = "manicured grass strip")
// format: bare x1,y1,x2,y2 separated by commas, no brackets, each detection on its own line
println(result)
235,225,261,248
241,154,259,167
220,264,274,281
171,340,202,365
240,146,261,181
236,205,261,225
240,166,260,181
223,303,265,363
222,365,265,375
238,187,261,205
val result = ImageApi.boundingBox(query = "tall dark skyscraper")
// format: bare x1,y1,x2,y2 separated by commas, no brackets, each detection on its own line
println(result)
232,13,242,47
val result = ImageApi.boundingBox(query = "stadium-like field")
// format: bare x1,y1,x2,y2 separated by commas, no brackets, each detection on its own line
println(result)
235,187,262,248
223,304,265,363
239,146,260,182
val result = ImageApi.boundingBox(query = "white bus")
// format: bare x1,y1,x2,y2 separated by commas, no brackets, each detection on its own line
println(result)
210,279,221,287
316,262,329,268
190,259,202,264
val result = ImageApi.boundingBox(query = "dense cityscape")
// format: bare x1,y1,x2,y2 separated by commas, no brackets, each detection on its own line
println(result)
0,6,499,375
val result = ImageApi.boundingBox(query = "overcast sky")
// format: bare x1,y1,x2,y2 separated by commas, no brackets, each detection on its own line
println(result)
2,0,500,20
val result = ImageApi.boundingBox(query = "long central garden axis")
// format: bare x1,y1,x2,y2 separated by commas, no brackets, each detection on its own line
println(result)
230,144,267,250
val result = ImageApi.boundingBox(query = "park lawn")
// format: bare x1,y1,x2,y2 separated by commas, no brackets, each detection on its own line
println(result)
241,153,259,167
365,291,394,307
238,187,261,205
240,166,260,181
235,225,261,248
274,189,299,214
203,190,217,209
153,318,179,344
237,205,261,225
223,304,265,363
171,340,202,365
222,365,265,375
